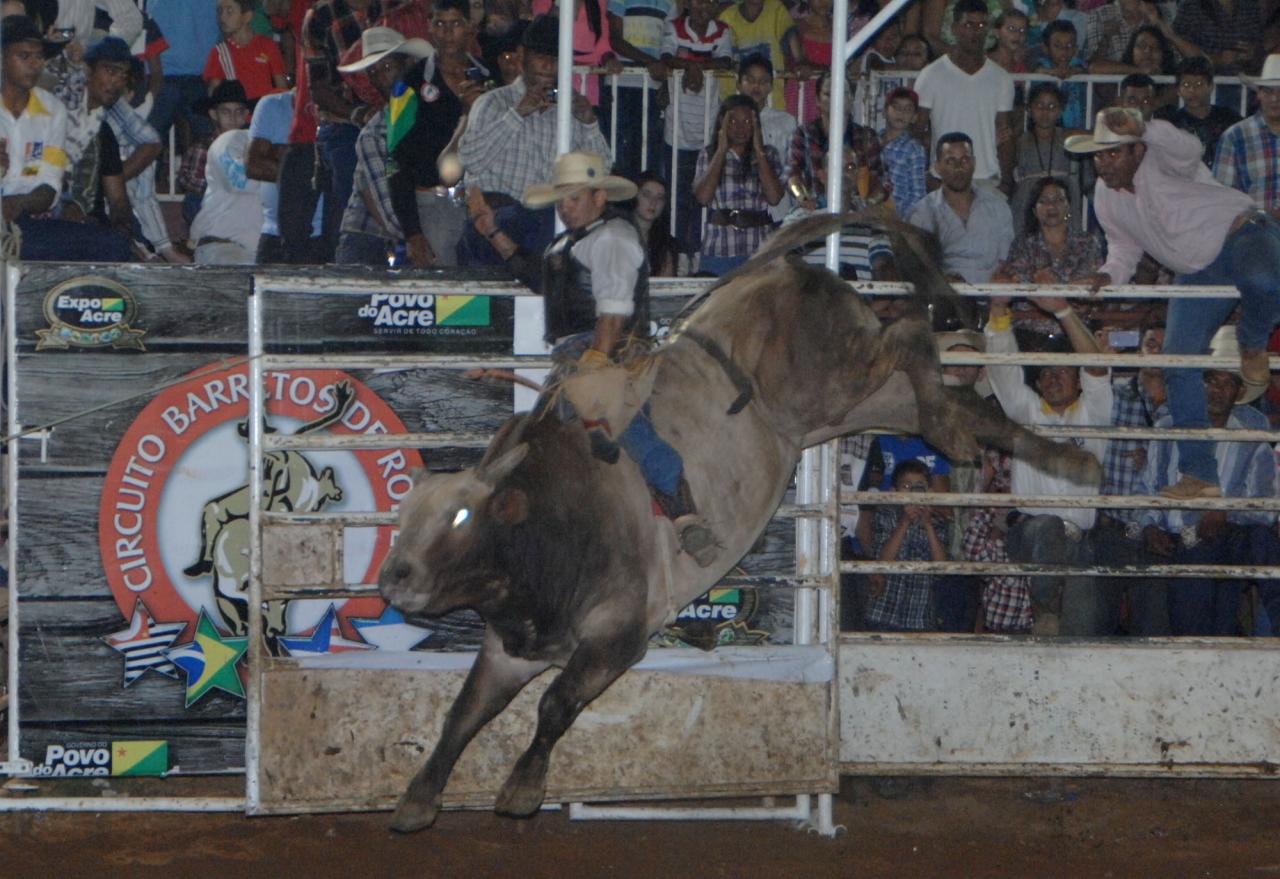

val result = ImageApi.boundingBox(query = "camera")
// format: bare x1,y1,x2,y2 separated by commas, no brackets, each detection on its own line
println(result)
464,65,488,82
545,87,558,103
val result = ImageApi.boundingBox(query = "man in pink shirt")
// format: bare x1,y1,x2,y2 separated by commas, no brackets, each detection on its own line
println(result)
1067,108,1277,500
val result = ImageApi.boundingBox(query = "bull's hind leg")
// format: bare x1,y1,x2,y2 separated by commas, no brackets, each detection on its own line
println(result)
390,628,549,833
494,626,648,817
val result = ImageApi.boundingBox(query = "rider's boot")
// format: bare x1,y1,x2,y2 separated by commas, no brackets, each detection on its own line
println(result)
656,477,719,568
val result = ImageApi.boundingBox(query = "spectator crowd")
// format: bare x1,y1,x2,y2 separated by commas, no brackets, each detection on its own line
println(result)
4,0,1280,638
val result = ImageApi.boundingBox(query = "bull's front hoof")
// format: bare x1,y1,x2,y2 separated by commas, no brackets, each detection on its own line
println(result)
389,792,441,833
494,759,547,818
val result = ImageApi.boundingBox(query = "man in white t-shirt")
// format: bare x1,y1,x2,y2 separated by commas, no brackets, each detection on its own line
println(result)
985,294,1115,636
912,0,1015,190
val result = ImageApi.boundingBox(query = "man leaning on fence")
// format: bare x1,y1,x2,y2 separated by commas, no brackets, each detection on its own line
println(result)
984,294,1115,636
1067,107,1280,502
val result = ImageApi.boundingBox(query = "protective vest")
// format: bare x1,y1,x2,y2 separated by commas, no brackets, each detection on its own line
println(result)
542,209,649,345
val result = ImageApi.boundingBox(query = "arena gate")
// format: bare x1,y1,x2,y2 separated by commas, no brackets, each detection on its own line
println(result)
2,264,1277,832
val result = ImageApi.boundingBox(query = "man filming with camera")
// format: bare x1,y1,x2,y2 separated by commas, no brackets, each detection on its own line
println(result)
457,15,611,266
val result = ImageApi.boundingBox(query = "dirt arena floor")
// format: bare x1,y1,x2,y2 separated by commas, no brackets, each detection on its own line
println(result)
2,775,1278,878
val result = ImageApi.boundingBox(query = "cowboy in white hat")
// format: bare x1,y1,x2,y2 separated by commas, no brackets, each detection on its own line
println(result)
470,151,718,566
1137,324,1279,636
1066,106,1280,501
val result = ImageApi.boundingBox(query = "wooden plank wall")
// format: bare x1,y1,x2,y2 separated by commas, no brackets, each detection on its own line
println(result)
13,266,800,776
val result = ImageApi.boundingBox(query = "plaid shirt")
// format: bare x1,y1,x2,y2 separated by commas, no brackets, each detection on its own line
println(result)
1215,114,1280,211
457,78,611,199
960,450,1032,633
879,130,926,220
695,144,782,259
341,111,399,240
1083,4,1140,64
787,117,883,200
1102,374,1165,525
1173,0,1261,71
176,135,211,195
963,506,1033,633
866,505,948,631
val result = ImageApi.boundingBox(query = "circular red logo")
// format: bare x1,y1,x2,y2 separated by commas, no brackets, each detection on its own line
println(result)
99,361,423,643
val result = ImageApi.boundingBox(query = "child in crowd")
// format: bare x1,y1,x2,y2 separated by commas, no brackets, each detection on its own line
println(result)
1155,56,1242,169
182,80,254,242
188,81,261,264
719,0,795,111
1007,81,1082,237
736,54,797,220
203,0,287,100
987,8,1030,73
661,0,734,257
865,459,950,632
1037,20,1085,129
878,86,926,218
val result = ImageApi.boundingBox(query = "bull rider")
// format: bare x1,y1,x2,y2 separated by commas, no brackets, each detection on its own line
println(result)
467,151,719,567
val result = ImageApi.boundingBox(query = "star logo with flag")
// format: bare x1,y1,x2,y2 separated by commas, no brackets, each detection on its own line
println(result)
278,604,374,658
349,605,433,652
164,610,249,706
102,600,188,687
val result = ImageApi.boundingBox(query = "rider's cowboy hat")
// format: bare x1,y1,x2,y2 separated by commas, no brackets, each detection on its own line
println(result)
523,151,637,208
1064,108,1145,154
1241,55,1280,89
337,26,434,74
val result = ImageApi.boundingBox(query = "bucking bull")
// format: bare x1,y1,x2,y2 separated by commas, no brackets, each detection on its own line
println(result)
377,213,1099,832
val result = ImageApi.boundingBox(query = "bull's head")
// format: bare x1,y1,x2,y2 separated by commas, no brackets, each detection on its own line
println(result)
378,443,529,617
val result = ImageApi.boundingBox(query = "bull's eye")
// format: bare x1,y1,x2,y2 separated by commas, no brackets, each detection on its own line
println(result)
452,508,471,528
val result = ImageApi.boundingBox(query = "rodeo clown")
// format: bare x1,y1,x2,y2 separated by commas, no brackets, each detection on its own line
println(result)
467,151,718,566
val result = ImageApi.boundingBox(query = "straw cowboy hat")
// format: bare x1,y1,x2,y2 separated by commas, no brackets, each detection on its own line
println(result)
337,27,434,74
1208,324,1244,380
523,152,637,209
1240,54,1280,89
1064,108,1145,154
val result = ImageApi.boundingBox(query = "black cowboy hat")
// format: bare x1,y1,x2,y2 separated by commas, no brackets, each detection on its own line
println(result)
2,14,46,49
193,80,256,114
520,15,560,57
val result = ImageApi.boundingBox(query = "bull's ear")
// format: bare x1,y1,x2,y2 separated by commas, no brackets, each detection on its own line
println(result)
477,443,528,485
489,487,529,524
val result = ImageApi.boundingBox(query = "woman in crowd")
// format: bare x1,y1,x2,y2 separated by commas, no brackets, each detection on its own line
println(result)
785,0,833,123
993,176,1101,333
631,171,680,277
693,94,784,275
1008,82,1083,237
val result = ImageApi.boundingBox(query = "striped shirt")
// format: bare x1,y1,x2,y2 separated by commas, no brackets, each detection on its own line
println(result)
458,78,611,200
660,15,732,149
785,208,893,280
105,100,161,150
1214,113,1280,212
1139,406,1277,533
